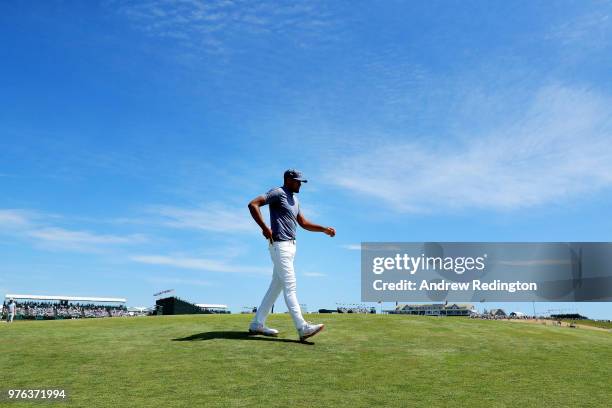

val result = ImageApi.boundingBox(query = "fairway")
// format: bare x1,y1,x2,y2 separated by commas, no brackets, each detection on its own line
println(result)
2,314,610,408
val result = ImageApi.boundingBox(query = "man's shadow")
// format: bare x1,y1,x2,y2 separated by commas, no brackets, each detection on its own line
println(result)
172,331,314,345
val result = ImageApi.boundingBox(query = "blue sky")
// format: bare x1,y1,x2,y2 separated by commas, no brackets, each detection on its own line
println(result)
1,0,611,318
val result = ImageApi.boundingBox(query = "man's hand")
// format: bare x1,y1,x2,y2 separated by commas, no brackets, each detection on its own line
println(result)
324,227,336,237
262,226,273,240
249,196,273,242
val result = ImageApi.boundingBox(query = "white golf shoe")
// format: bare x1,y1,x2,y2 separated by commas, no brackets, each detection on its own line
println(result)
298,322,325,341
248,323,279,337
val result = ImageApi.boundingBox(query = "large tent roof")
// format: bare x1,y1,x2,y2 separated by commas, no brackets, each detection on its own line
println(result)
5,294,126,303
195,303,228,309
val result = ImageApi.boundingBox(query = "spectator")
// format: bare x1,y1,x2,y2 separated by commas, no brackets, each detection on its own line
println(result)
7,298,16,323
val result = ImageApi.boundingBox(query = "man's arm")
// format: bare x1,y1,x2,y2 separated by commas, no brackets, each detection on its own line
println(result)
297,213,336,237
248,196,273,240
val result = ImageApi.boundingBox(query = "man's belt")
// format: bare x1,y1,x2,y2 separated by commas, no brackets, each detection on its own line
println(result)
272,237,296,242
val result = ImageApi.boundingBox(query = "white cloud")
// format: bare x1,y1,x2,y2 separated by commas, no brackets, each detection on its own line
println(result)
328,85,612,213
131,254,269,275
298,202,322,219
0,210,33,228
0,209,149,252
112,0,341,55
341,244,361,250
25,228,148,253
303,272,326,278
547,8,611,50
147,204,254,233
27,228,147,246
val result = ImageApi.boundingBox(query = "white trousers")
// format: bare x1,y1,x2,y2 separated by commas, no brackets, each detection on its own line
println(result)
252,240,306,330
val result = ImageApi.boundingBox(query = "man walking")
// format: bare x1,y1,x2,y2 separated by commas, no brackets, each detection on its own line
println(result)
248,169,335,341
7,298,16,323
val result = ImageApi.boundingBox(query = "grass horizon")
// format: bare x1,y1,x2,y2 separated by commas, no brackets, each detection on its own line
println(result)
2,314,610,407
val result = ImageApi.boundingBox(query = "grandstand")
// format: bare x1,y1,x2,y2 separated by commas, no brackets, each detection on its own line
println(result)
390,303,476,316
3,293,129,320
195,303,230,313
127,306,153,316
335,303,376,314
550,313,588,320
155,296,230,315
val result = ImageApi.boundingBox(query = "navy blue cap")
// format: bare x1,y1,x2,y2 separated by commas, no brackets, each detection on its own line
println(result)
284,169,308,183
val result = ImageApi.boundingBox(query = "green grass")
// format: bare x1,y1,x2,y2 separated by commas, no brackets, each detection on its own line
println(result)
1,314,610,408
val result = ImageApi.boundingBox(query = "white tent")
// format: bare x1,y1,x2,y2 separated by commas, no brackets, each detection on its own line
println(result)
5,294,126,303
195,303,228,310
